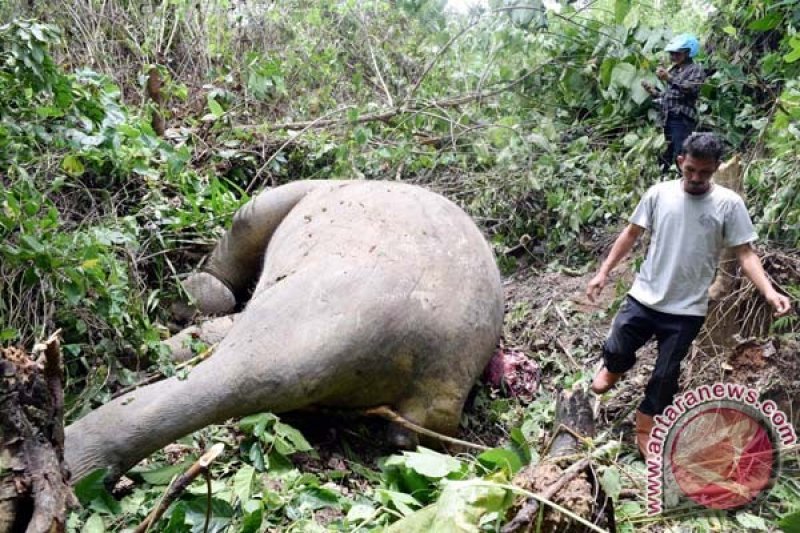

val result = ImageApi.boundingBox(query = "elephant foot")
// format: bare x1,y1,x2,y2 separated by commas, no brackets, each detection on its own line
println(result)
386,423,419,449
183,272,236,315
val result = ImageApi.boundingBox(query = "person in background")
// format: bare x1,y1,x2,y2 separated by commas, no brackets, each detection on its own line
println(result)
585,133,792,457
642,34,706,173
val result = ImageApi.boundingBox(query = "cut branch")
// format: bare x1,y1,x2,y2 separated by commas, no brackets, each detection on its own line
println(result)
133,443,225,533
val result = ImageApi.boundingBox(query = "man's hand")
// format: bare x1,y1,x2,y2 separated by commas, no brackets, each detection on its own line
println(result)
586,272,608,303
641,80,657,95
656,67,670,81
765,290,792,317
734,244,793,317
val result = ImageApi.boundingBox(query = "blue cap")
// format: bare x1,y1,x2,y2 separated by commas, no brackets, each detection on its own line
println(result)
665,34,700,58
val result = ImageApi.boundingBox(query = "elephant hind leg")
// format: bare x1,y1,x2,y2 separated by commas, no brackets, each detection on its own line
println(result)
386,378,473,450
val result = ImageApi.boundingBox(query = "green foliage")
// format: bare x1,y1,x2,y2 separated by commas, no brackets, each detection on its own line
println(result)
1,1,798,531
0,20,245,412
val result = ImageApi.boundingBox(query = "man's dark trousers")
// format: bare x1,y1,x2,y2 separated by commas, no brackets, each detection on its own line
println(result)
603,296,705,415
660,112,696,172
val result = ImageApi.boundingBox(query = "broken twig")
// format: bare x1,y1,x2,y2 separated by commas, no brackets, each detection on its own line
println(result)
133,443,225,533
364,406,490,451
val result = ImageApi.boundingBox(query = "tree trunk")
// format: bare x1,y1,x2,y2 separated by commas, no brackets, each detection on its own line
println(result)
0,336,77,533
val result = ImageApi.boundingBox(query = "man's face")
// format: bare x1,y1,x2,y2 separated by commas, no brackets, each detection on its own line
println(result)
669,51,687,65
678,154,719,195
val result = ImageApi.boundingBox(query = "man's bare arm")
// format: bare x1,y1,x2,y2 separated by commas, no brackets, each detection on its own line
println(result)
734,244,792,316
586,224,645,303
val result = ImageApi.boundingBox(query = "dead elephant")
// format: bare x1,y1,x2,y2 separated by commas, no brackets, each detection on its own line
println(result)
64,180,504,481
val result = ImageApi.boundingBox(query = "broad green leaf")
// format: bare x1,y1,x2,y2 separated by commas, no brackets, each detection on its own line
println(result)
354,127,370,145
81,514,105,533
273,421,313,452
747,13,782,31
240,412,277,436
347,503,376,522
376,488,422,516
386,504,436,532
61,155,85,177
233,464,255,503
609,62,636,89
186,479,227,494
784,38,800,63
73,469,108,505
477,448,523,475
120,490,146,515
184,496,233,532
208,98,224,118
133,458,194,485
404,448,463,478
388,480,510,532
735,512,768,530
722,25,737,37
614,0,631,24
0,328,18,342
30,24,45,42
630,75,651,105
779,510,800,532
600,466,622,500
526,132,552,152
241,500,263,533
162,502,187,533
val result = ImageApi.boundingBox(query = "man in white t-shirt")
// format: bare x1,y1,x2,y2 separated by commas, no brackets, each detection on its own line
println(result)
585,133,792,457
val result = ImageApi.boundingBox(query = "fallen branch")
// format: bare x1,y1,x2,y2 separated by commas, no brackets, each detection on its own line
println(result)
364,406,490,452
112,343,218,399
240,64,545,133
133,443,225,533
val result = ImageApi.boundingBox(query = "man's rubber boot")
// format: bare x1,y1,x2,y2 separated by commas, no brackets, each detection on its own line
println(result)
636,410,655,459
591,367,623,394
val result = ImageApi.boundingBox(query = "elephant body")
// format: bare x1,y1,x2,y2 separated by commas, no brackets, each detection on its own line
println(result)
65,180,504,481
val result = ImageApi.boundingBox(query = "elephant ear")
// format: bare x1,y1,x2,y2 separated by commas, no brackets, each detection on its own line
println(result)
183,272,237,315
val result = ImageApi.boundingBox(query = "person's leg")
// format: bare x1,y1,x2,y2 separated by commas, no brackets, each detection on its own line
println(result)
660,114,696,173
592,297,656,393
659,122,674,173
669,115,696,167
639,313,705,416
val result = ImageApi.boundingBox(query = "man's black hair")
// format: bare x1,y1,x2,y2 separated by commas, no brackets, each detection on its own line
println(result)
682,132,723,162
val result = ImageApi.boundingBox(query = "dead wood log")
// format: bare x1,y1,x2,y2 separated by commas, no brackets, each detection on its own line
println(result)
503,389,596,533
0,334,77,533
699,156,745,353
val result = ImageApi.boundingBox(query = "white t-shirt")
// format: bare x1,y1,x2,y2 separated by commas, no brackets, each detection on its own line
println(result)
628,179,757,316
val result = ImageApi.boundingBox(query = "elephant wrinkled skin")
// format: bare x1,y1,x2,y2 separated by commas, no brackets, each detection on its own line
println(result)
65,180,504,481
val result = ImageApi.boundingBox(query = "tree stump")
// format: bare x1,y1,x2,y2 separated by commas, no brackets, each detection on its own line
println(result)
699,155,745,354
0,335,76,533
503,389,596,533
